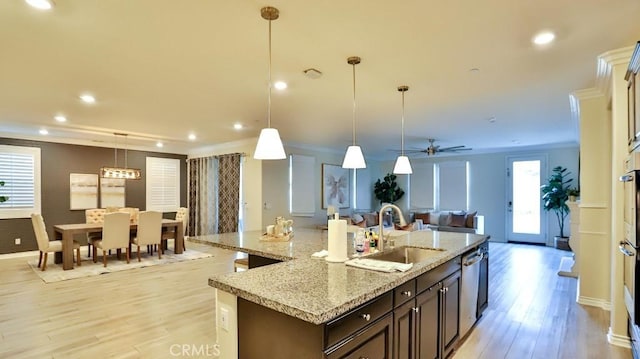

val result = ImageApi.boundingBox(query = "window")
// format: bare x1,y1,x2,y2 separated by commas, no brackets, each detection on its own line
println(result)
146,157,180,212
410,164,434,209
0,145,41,219
436,161,468,211
289,154,315,216
354,168,372,210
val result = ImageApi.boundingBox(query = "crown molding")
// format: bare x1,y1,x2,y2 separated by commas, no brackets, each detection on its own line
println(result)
596,46,635,99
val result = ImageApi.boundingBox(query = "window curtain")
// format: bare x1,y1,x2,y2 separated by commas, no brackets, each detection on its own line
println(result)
187,156,217,236
217,153,241,233
187,153,241,236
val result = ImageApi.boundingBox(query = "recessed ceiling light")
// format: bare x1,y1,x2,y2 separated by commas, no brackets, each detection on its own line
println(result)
188,134,196,141
274,81,287,90
25,0,54,10
54,115,67,122
79,94,96,104
39,129,48,135
533,31,555,45
233,123,243,130
469,68,480,73
156,142,163,148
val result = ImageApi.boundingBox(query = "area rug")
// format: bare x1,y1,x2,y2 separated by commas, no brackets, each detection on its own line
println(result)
28,247,214,283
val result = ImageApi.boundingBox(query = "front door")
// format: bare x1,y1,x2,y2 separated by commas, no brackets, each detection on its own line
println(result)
506,155,547,244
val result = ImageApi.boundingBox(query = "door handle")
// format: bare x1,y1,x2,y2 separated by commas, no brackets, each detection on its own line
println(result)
619,241,635,257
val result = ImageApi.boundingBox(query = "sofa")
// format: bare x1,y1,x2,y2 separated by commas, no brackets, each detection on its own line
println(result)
412,210,484,234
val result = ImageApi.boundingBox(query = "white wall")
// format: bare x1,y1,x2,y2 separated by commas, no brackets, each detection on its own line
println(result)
261,145,382,229
188,138,263,232
381,145,579,244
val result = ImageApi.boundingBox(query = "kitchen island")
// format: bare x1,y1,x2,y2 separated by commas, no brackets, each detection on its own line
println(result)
201,229,489,359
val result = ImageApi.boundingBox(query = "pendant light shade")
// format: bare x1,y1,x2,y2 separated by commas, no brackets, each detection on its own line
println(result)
253,6,286,160
342,56,366,169
393,155,412,174
254,128,286,159
393,85,412,175
343,145,366,169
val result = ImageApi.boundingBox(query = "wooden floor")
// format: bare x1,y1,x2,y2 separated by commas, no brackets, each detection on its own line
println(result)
454,242,632,359
0,241,632,358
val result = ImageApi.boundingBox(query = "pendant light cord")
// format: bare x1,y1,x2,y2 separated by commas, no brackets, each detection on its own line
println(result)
267,17,272,129
401,90,405,156
351,62,356,145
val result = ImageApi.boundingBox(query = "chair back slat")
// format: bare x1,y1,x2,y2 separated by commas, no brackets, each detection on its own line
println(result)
101,212,130,250
136,211,162,246
30,213,50,251
176,207,188,236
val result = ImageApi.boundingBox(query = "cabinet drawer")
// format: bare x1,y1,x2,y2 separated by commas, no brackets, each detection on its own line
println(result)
325,292,393,349
417,256,461,293
394,279,416,307
325,313,393,359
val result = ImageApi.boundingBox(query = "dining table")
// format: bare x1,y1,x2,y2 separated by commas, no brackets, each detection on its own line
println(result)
53,219,184,270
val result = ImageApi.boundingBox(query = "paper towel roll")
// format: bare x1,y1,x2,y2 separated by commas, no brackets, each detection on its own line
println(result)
326,218,349,262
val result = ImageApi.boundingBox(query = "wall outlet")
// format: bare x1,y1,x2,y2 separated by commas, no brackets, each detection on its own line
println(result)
14,238,20,245
220,307,229,332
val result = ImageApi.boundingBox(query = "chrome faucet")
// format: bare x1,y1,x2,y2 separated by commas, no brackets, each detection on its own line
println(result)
378,203,407,251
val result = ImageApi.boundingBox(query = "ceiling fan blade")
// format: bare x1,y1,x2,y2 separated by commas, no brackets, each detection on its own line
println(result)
438,145,467,151
440,147,472,152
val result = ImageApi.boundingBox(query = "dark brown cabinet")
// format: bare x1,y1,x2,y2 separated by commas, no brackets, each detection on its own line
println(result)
393,259,461,359
326,313,393,359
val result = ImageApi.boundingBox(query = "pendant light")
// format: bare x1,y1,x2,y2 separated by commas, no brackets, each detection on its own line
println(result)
100,133,142,180
393,86,413,174
254,6,286,160
342,56,366,169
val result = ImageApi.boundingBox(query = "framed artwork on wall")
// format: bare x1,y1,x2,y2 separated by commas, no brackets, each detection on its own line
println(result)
100,178,125,208
322,163,350,209
69,173,98,210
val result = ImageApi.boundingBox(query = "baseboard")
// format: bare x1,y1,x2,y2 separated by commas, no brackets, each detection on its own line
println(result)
578,295,612,311
608,327,632,348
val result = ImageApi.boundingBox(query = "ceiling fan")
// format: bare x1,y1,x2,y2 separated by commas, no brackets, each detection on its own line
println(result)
405,139,472,156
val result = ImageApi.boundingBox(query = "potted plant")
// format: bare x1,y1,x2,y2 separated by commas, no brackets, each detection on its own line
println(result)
374,173,405,205
0,180,7,203
567,187,580,202
541,166,573,250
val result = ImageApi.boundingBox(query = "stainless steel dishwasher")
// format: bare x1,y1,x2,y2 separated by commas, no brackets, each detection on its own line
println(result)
460,248,482,338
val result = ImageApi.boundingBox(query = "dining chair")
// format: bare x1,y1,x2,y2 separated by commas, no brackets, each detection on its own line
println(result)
85,208,106,258
131,211,163,261
161,207,189,252
31,213,81,271
91,212,131,267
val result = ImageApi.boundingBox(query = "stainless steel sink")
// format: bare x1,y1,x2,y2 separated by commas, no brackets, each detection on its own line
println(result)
366,246,445,264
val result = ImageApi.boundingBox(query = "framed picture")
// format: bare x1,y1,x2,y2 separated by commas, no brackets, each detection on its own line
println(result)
69,173,98,210
100,178,125,208
322,163,350,209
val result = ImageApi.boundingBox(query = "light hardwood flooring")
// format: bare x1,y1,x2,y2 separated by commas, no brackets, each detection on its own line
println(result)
454,242,632,359
0,241,632,358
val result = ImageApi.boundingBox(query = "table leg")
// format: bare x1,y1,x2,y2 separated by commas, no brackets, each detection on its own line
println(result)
54,230,63,264
174,223,184,254
62,231,74,270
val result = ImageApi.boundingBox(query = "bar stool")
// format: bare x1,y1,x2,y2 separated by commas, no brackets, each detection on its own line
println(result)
234,257,248,272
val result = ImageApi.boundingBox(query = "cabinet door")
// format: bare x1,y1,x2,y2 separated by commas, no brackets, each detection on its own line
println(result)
394,299,416,359
415,283,441,359
477,255,489,317
327,313,393,359
442,271,461,357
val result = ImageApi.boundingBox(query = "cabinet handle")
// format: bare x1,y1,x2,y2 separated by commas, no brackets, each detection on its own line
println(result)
360,313,371,321
413,307,420,313
402,290,412,296
445,287,449,293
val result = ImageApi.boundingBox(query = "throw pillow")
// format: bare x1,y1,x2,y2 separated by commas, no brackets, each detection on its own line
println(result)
465,211,477,228
354,219,367,228
352,213,364,224
439,212,452,226
430,212,441,225
362,212,378,227
450,213,466,227
394,223,415,231
414,213,430,224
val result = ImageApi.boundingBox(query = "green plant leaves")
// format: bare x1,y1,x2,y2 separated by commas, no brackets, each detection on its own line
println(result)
374,173,405,204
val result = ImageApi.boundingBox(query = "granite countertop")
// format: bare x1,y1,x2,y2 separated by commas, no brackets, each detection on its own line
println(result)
200,229,488,325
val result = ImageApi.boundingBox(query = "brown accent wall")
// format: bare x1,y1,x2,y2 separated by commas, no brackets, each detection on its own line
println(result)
0,137,187,254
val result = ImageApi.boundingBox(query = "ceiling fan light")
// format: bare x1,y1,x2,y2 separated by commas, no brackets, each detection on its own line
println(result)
342,145,366,169
393,155,413,175
254,128,286,160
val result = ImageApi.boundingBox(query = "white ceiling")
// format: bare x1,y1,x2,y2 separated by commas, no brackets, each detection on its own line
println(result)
1,0,639,158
